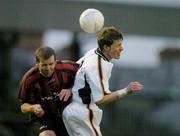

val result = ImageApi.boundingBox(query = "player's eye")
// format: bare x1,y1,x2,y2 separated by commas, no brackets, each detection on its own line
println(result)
49,63,54,66
41,64,48,67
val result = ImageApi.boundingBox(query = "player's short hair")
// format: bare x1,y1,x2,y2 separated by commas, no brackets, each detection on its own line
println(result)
35,46,56,63
96,26,123,51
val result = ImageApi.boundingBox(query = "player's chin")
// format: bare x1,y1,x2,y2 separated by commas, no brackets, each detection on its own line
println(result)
47,73,53,77
115,55,121,59
43,72,53,77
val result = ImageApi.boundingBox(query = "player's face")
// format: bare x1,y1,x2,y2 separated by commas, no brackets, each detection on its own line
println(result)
107,39,123,60
37,55,56,77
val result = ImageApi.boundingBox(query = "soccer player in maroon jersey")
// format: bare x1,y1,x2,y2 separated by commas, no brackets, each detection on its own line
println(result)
18,46,79,136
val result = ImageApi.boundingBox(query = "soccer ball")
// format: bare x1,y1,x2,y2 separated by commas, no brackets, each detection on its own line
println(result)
79,8,104,33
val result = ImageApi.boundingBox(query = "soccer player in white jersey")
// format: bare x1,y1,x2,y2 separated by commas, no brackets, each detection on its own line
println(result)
62,26,143,136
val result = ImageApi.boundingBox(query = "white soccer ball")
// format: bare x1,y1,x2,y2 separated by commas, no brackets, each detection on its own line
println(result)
79,8,104,33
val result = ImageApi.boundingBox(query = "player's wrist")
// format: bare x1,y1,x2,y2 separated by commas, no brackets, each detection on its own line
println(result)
31,104,39,113
117,88,132,98
126,87,133,94
29,106,34,113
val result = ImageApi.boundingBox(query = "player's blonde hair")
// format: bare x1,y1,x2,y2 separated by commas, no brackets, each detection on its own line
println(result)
96,26,123,51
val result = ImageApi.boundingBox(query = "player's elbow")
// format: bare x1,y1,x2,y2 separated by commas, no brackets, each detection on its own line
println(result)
95,97,108,105
95,100,103,105
96,93,120,105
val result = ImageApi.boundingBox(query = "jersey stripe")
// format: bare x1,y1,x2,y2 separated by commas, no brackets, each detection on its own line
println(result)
87,105,99,136
56,61,79,72
97,56,108,95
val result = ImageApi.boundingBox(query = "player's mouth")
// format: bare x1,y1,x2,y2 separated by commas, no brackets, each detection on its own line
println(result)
118,52,121,56
41,70,53,77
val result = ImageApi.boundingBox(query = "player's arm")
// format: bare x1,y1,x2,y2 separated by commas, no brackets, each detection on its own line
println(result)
21,103,44,117
96,82,143,105
21,103,34,113
96,88,130,105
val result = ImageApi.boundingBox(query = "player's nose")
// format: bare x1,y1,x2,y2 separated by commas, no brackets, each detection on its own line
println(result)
120,47,123,51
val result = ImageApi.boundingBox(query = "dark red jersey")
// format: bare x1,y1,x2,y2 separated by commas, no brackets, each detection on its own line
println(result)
18,60,79,114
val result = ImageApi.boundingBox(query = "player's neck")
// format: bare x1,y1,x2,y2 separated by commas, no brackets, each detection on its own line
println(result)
96,48,110,61
102,51,112,61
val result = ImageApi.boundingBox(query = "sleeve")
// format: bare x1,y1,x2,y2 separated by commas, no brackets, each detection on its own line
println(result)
18,78,33,105
18,79,28,104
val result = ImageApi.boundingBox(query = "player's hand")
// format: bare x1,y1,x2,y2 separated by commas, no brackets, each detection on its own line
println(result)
127,82,143,92
32,104,44,117
59,88,72,102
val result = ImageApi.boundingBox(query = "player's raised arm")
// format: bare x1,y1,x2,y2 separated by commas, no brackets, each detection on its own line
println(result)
96,82,143,105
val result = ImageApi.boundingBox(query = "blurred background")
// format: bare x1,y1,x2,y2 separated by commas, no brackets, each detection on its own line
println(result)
0,0,180,135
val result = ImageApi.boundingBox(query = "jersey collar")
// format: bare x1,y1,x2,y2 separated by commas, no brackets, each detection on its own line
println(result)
95,48,109,62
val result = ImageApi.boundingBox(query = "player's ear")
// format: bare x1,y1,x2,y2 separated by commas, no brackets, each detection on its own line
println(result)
104,44,110,51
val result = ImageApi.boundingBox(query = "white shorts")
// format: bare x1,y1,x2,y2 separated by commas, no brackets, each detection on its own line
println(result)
62,102,103,136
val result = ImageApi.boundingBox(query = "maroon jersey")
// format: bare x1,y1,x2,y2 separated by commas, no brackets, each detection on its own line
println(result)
18,60,79,114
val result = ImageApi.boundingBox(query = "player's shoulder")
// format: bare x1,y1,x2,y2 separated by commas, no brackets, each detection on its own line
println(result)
22,66,39,78
60,60,77,65
20,66,40,84
83,52,98,67
80,48,97,62
56,60,79,70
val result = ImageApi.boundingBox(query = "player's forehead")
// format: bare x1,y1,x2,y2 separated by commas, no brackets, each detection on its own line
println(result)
39,55,55,64
112,39,123,45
